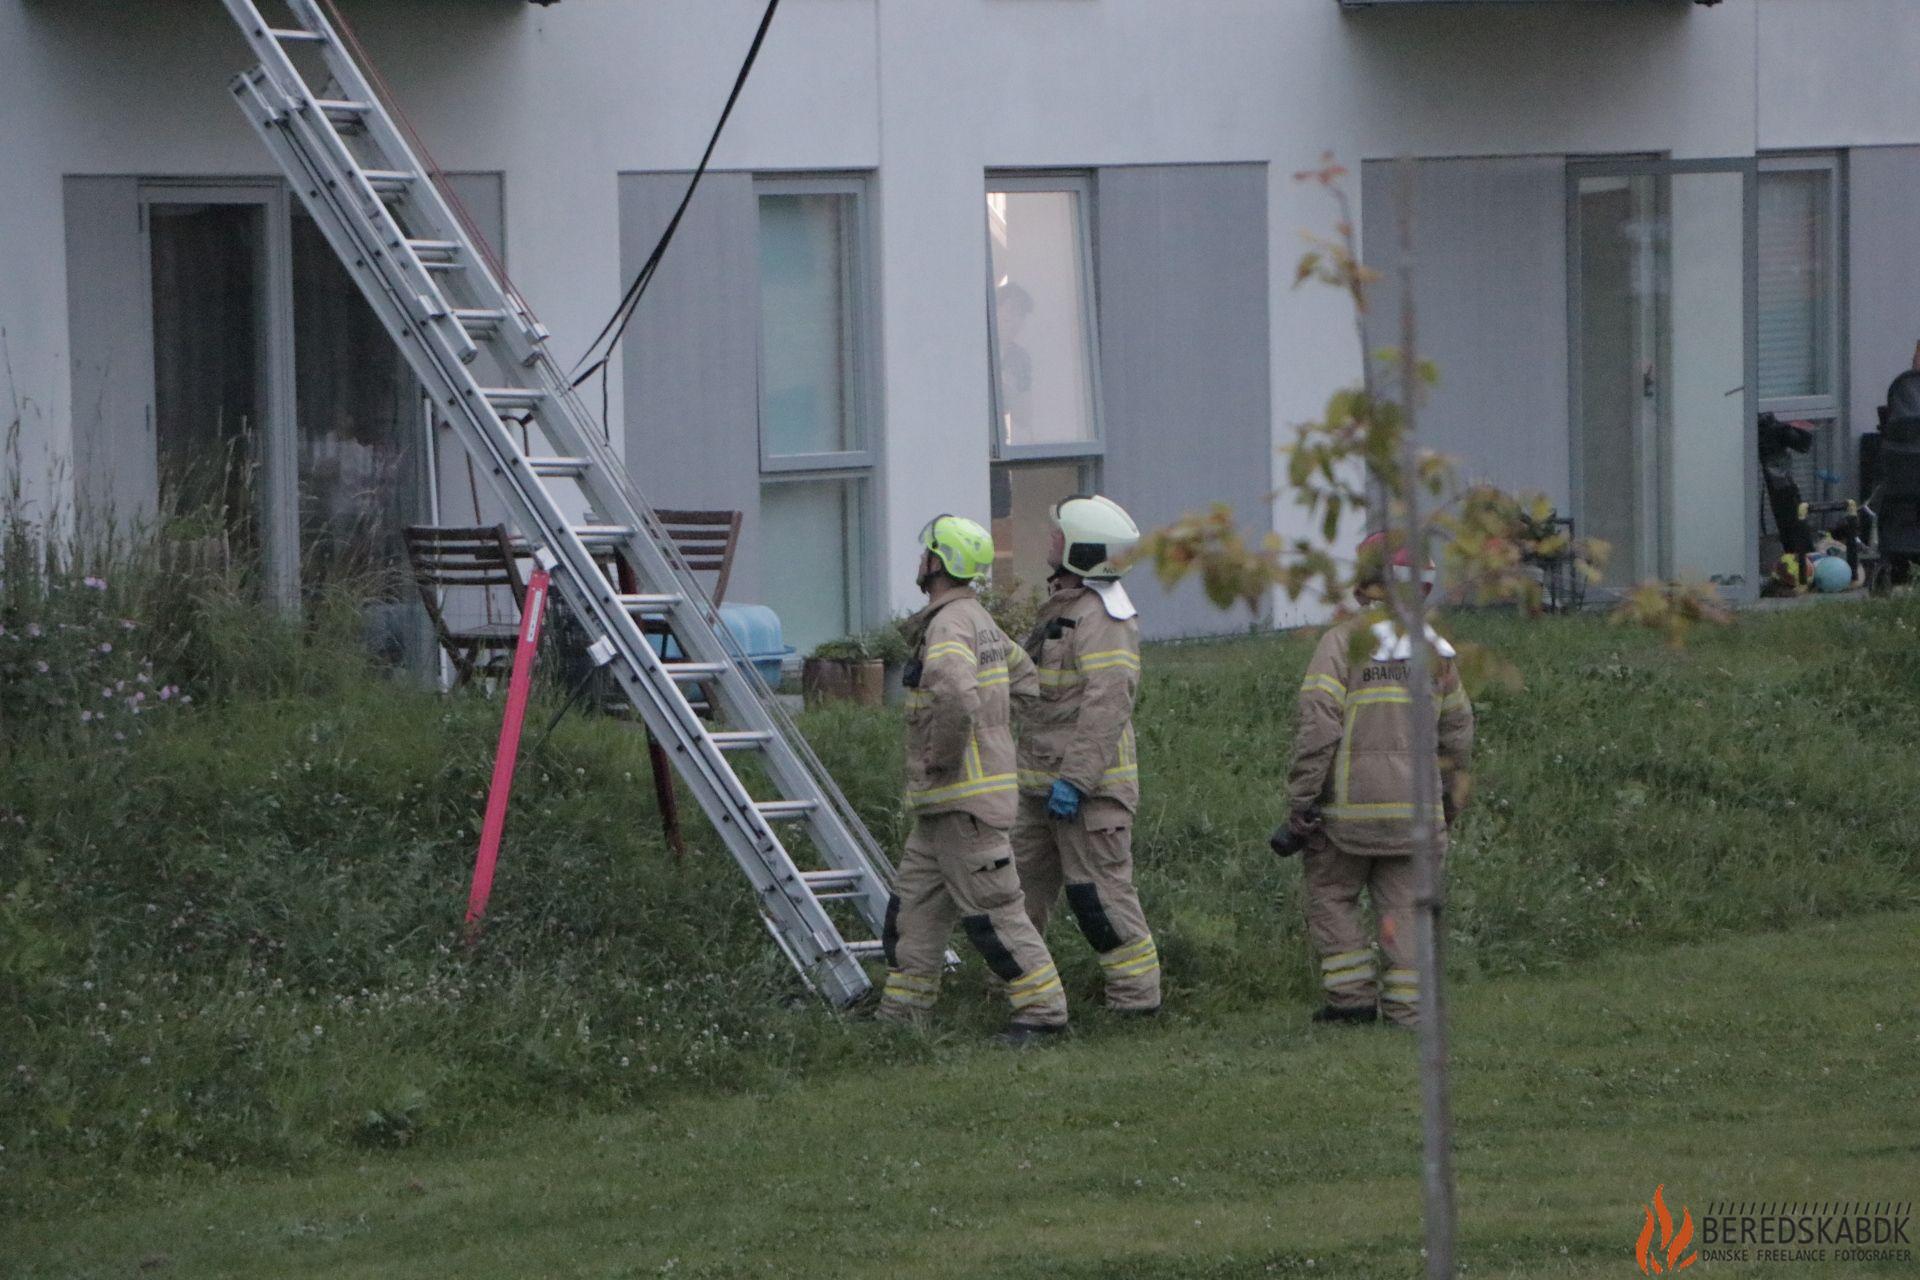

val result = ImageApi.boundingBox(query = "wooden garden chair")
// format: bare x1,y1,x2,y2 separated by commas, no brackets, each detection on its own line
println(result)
403,525,528,688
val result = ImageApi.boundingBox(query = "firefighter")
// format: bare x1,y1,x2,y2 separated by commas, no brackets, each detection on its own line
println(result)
879,514,1069,1045
1011,495,1161,1015
1279,532,1474,1027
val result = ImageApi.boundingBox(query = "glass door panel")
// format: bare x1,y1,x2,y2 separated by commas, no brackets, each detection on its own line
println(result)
1664,170,1750,588
1572,161,1754,598
148,200,269,562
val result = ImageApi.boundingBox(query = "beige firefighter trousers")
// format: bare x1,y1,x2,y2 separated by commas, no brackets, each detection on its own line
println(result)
879,811,1069,1027
1303,838,1425,1026
1011,795,1161,1013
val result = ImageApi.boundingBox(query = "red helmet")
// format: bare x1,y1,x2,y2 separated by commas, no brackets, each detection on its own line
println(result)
1355,531,1437,598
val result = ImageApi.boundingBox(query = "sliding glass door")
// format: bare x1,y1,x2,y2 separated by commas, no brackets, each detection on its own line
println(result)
1570,160,1757,598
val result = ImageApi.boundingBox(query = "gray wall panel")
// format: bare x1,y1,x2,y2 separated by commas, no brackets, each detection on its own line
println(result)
1848,146,1920,466
619,171,762,603
1095,163,1271,639
1360,156,1570,511
65,175,157,532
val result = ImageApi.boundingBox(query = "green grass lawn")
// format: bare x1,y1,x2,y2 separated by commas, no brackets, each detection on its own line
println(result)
11,912,1916,1278
6,594,1920,1274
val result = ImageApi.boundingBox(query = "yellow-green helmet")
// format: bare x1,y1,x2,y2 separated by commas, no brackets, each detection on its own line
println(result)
919,514,996,582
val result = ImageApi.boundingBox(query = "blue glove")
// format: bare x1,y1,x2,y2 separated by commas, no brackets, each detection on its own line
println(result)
1047,779,1083,821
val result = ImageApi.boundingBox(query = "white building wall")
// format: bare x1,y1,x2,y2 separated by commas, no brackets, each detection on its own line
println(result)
5,0,1920,621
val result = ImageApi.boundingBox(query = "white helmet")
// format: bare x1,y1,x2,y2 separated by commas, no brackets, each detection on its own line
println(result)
1051,494,1140,580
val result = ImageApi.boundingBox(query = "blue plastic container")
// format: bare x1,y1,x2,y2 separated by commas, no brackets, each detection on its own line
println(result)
646,603,793,685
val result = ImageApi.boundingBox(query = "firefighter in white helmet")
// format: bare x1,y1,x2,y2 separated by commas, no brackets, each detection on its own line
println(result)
1010,494,1161,1014
1276,531,1474,1027
879,514,1069,1045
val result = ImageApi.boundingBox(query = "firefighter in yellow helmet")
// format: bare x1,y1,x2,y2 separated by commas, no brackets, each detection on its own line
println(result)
1011,495,1160,1015
879,514,1068,1045
1275,532,1474,1027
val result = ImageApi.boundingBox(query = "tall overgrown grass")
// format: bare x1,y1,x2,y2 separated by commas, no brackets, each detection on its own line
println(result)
4,482,1918,1213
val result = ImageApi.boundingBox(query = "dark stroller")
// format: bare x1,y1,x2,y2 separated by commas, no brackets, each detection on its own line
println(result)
1865,368,1920,591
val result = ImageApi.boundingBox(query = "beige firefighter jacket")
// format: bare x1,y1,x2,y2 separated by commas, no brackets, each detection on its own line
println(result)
902,586,1037,827
1287,615,1475,858
1014,583,1142,813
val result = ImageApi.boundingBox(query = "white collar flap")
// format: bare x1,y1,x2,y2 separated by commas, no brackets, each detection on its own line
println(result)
1368,619,1457,662
1087,579,1137,621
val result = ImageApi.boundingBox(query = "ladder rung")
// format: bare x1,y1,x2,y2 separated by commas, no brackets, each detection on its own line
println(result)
270,27,325,43
665,662,728,681
454,308,506,334
757,799,820,821
407,238,461,259
315,98,369,123
572,523,635,545
710,731,771,751
844,940,885,960
364,170,417,196
800,868,865,894
616,593,683,615
481,387,546,409
528,456,591,478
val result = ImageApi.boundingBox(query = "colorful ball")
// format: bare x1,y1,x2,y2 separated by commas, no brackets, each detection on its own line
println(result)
1811,554,1853,593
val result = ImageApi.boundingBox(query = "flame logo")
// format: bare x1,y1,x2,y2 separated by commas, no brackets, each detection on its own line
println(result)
1635,1185,1697,1274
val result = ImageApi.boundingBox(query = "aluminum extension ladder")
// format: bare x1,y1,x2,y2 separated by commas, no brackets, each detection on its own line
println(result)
219,0,895,1006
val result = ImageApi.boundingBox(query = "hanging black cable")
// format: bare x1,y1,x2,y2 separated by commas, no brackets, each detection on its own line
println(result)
569,0,783,397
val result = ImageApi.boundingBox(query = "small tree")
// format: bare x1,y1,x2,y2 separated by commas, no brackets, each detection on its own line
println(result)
1136,157,1729,1279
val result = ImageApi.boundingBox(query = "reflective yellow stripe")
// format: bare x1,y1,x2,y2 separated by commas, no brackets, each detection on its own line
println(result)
1320,949,1372,971
1037,667,1085,689
1324,801,1443,822
977,662,1010,687
908,774,1017,806
1439,687,1470,713
1100,764,1139,784
886,972,939,992
1103,938,1160,978
1103,937,1156,965
883,971,940,1008
1078,650,1141,674
1323,969,1376,991
905,691,932,710
1008,963,1060,1002
1301,673,1347,701
924,641,974,663
1010,978,1063,1009
965,737,984,781
1347,688,1412,707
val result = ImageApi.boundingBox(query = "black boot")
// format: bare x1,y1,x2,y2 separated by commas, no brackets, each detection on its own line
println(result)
1312,1004,1379,1026
994,1021,1070,1048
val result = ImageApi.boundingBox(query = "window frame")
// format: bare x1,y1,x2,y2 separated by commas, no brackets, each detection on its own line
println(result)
984,171,1106,463
1756,153,1845,424
752,173,877,476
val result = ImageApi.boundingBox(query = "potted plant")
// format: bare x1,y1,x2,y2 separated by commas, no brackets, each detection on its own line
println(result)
802,634,886,707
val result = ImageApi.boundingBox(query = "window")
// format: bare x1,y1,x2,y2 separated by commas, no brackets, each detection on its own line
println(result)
1758,156,1843,497
755,177,874,652
985,175,1102,594
139,181,434,666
